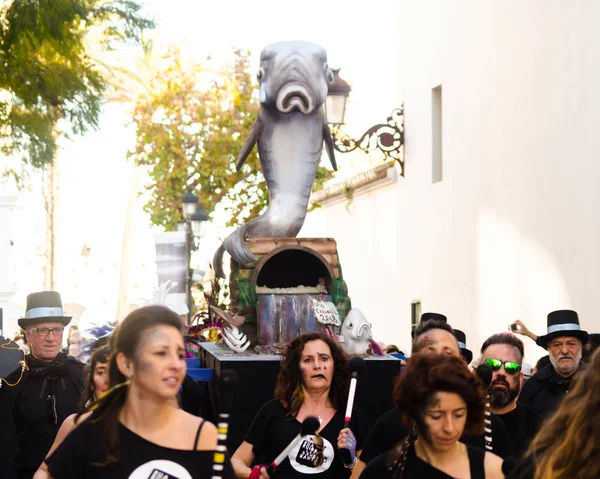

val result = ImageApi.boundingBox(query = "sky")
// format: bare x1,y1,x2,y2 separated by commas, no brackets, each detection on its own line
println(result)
2,0,399,334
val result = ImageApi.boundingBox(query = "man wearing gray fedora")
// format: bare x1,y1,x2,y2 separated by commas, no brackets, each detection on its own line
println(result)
0,291,85,479
518,309,589,420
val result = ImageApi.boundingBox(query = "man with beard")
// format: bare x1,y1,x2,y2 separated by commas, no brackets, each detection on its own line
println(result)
518,310,589,420
480,333,540,457
349,317,513,479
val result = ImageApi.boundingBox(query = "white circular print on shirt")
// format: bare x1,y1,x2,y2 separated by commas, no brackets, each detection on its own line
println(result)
128,459,193,479
288,434,334,474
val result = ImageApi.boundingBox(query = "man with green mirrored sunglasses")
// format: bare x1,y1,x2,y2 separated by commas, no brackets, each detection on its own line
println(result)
480,333,540,458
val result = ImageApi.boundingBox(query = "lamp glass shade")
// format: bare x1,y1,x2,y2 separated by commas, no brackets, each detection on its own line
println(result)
191,207,209,238
325,94,347,126
181,191,199,220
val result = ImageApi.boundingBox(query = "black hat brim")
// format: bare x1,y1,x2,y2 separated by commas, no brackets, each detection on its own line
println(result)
538,329,589,346
18,316,72,329
461,348,473,364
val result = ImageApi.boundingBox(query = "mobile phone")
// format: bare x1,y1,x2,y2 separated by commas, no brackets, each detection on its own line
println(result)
509,322,522,332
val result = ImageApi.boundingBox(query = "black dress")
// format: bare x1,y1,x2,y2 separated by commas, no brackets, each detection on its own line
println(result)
46,417,235,479
245,399,369,478
359,442,486,479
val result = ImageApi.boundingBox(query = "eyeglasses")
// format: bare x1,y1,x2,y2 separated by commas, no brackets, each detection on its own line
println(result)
484,358,521,375
29,327,64,337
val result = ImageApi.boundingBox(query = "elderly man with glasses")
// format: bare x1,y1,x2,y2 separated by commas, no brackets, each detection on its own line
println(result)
480,333,541,458
0,292,85,479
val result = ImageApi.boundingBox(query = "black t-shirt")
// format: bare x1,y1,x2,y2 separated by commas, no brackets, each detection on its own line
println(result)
245,399,369,478
46,418,235,479
495,404,540,458
359,408,513,464
359,442,486,479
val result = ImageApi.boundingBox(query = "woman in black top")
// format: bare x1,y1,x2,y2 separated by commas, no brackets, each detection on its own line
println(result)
231,332,368,478
45,305,235,478
359,354,503,479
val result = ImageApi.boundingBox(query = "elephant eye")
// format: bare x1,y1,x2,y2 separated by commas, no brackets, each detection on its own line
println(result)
347,322,353,328
257,68,265,82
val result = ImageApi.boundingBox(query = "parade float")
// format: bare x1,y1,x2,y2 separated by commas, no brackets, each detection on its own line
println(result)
193,41,400,450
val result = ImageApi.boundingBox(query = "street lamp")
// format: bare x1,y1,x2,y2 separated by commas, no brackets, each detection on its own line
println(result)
326,69,405,175
180,191,209,323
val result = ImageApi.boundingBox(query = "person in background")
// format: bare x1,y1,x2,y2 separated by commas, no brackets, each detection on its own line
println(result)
531,355,550,376
33,346,110,479
67,326,82,347
66,343,81,360
45,305,234,478
453,329,473,364
480,333,540,457
383,345,402,355
507,349,600,479
519,310,589,420
351,319,512,479
359,354,504,479
0,292,85,479
231,332,368,478
512,319,598,363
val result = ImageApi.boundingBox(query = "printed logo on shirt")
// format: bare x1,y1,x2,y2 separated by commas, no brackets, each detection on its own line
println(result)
288,434,334,474
127,460,193,479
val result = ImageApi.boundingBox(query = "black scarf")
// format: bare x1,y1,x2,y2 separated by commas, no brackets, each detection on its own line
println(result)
26,352,71,381
548,366,573,393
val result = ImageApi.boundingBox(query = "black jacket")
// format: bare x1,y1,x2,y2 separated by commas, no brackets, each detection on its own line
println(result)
518,362,588,420
0,352,84,479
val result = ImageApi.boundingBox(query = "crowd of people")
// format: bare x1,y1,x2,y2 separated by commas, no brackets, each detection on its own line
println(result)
0,290,598,478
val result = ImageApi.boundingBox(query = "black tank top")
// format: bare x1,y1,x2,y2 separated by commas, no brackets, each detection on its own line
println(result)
360,442,486,479
46,418,236,478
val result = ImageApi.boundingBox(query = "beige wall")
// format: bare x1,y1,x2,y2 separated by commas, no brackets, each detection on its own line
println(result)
302,0,600,363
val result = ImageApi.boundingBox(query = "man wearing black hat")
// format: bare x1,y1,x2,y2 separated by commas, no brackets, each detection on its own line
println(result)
0,292,85,479
349,316,513,479
518,310,589,420
453,329,473,364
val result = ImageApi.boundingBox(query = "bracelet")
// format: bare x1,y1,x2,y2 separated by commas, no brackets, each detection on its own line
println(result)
343,456,357,469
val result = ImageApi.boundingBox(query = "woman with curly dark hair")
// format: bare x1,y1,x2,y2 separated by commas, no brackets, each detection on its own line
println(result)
232,332,368,478
359,354,503,479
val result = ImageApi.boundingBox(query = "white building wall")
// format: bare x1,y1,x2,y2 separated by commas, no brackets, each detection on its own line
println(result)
302,0,600,363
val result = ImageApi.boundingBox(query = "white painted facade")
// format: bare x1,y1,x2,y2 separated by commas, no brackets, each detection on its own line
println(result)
302,0,600,363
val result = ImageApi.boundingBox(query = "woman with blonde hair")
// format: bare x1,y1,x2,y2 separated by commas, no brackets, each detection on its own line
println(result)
508,348,600,479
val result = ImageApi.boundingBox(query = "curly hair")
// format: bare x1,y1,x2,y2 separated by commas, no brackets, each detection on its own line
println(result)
274,332,350,414
393,353,486,436
525,349,600,479
388,353,486,478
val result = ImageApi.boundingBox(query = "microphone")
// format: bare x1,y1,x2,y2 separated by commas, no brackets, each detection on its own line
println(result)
266,416,320,474
475,363,493,452
340,356,366,465
476,363,493,388
212,370,238,478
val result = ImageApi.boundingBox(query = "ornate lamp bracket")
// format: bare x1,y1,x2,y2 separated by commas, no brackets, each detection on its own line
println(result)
329,106,405,176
